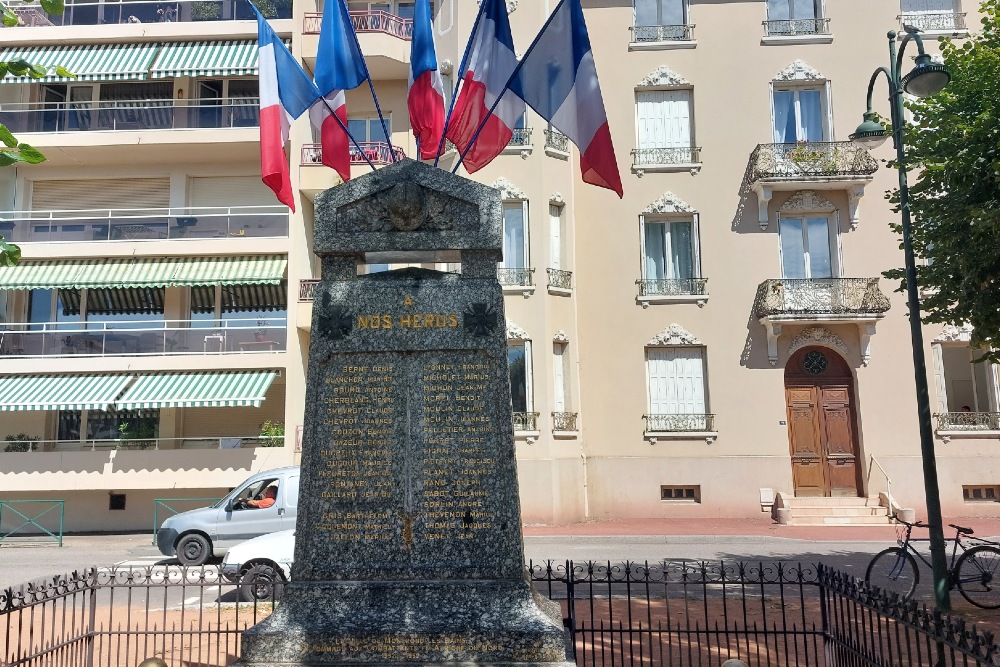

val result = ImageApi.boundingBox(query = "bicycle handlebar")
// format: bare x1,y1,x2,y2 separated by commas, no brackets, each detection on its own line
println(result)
891,514,925,528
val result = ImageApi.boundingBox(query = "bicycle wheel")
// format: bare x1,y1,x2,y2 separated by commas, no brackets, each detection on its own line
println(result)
866,547,919,599
955,545,1000,609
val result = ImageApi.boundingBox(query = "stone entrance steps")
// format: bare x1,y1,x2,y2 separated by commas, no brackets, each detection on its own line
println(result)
776,495,893,526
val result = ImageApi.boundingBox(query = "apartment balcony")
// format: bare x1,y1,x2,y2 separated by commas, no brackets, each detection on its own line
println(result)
746,142,878,228
629,23,695,49
513,412,540,436
302,10,411,78
551,411,578,437
8,436,283,452
935,412,1000,442
1,206,287,246
898,12,967,34
753,278,891,365
544,129,569,157
9,0,288,28
546,268,572,295
631,146,701,175
0,99,260,165
636,278,708,307
502,127,533,156
762,17,831,40
299,142,406,199
643,413,717,444
0,319,288,359
497,267,535,297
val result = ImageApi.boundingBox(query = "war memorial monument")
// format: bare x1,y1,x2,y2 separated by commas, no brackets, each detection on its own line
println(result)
238,159,575,666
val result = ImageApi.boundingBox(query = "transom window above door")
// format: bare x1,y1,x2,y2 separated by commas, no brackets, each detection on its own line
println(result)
772,88,825,143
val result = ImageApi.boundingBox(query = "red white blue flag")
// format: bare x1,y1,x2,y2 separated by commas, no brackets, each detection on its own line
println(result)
309,0,369,182
445,0,524,173
407,0,445,159
511,0,623,197
254,5,321,211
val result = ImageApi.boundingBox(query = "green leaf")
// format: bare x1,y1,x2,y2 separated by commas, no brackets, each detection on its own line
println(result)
27,64,46,79
6,59,30,76
39,0,62,14
0,239,21,267
53,66,75,79
0,125,16,148
0,64,8,79
1,6,17,26
0,150,22,166
17,143,45,164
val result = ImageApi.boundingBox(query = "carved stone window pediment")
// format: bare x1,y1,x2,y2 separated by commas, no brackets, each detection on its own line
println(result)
490,177,526,201
778,190,835,214
642,191,695,215
636,66,690,89
506,319,530,340
647,323,702,346
773,59,825,82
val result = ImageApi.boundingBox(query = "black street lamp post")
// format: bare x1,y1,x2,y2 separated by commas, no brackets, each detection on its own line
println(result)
850,29,952,612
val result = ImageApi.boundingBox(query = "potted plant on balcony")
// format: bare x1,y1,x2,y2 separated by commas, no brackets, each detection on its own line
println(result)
258,419,284,447
4,432,40,452
254,320,269,342
786,140,840,172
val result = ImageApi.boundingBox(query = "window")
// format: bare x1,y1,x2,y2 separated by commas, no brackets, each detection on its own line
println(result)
963,485,1000,502
939,346,996,413
660,485,701,502
636,90,694,163
57,409,160,442
502,201,528,269
643,219,697,282
634,0,686,26
348,116,391,143
549,204,564,271
507,342,532,414
779,216,834,279
767,0,822,21
772,88,825,143
646,346,709,431
900,0,963,32
28,289,80,328
553,342,568,412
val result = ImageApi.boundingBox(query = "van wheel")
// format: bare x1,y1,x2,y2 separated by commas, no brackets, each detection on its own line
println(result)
176,533,211,566
239,563,285,602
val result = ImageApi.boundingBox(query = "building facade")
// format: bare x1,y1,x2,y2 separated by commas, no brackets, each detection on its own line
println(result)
0,0,996,532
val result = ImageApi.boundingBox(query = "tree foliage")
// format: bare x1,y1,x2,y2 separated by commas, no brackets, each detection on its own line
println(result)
885,0,1000,361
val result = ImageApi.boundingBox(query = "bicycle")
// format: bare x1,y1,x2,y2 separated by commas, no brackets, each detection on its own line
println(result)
865,515,1000,608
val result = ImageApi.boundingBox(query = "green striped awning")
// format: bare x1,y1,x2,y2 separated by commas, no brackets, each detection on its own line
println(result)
0,43,160,83
0,255,287,290
191,281,288,314
150,40,259,79
116,371,277,409
0,374,132,411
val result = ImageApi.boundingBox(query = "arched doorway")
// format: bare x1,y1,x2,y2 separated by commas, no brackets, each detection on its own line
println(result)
784,346,862,497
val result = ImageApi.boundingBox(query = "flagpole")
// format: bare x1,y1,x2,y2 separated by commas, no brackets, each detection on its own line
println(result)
432,0,489,168
452,0,567,174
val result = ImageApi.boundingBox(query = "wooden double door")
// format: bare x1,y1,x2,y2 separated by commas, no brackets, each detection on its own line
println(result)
785,346,862,497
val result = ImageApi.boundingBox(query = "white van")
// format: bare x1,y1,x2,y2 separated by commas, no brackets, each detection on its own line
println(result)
155,466,299,565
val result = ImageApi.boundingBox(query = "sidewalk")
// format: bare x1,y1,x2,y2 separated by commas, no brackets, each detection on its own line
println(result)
523,516,1000,542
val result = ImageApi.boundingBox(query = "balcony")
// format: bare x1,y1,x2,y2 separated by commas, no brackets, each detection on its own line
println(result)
935,412,1000,442
302,10,411,78
631,146,701,175
630,23,695,44
546,268,572,295
497,267,535,297
762,17,831,38
544,129,569,157
0,319,288,358
753,278,891,365
0,99,259,134
9,0,289,27
898,12,967,34
746,142,878,228
552,411,578,435
513,412,540,433
503,128,533,156
300,142,406,197
7,436,283,452
636,278,708,307
299,279,320,301
0,206,287,244
643,413,717,444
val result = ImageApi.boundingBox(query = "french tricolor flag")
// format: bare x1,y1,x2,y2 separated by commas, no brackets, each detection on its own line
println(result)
445,0,524,173
407,0,445,159
254,6,321,211
512,0,623,197
310,0,369,183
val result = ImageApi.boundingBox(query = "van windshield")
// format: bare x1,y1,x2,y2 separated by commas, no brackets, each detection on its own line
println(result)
211,478,279,509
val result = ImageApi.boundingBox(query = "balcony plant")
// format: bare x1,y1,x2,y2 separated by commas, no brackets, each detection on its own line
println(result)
116,421,155,450
4,432,40,452
258,419,285,447
254,319,270,342
786,140,840,172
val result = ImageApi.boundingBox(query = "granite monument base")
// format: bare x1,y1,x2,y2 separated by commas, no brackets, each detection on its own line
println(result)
238,579,575,666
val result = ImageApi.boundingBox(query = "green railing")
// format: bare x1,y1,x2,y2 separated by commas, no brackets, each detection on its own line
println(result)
0,500,65,546
152,497,220,545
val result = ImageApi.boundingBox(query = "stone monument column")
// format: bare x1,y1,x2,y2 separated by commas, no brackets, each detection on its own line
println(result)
238,159,574,667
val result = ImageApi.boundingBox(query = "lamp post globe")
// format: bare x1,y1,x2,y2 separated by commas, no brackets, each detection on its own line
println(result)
849,112,889,150
902,53,951,97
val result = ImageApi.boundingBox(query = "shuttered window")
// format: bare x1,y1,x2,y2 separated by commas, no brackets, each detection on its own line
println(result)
31,178,170,211
188,176,277,208
646,347,706,414
180,382,285,437
636,90,692,149
900,0,953,13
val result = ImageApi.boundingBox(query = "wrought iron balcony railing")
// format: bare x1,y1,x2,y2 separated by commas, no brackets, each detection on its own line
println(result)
0,99,260,134
512,412,540,431
304,10,412,39
630,24,694,41
935,412,1000,431
547,269,573,290
0,206,287,243
508,128,532,147
301,142,405,166
636,278,708,297
753,278,891,318
748,142,878,182
299,279,320,301
763,17,831,36
644,413,715,433
497,267,534,287
552,412,578,431
544,129,569,152
632,146,701,166
10,0,289,27
898,12,966,32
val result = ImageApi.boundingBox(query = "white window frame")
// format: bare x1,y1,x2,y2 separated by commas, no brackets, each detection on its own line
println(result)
634,88,695,158
637,213,707,306
769,83,833,144
633,0,688,26
766,0,825,21
644,344,714,442
500,199,534,297
933,343,1000,413
507,339,536,439
776,214,840,279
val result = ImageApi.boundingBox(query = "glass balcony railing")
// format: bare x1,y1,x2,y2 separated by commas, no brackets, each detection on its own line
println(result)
303,10,412,39
0,318,288,358
6,436,285,452
0,206,288,243
301,142,405,166
10,0,290,27
0,99,260,134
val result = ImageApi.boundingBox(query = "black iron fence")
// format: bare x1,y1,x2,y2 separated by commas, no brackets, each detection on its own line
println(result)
3,562,998,667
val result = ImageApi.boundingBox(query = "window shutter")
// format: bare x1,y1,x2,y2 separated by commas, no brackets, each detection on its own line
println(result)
31,178,170,212
188,177,277,208
646,347,675,413
663,90,691,148
675,348,706,414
